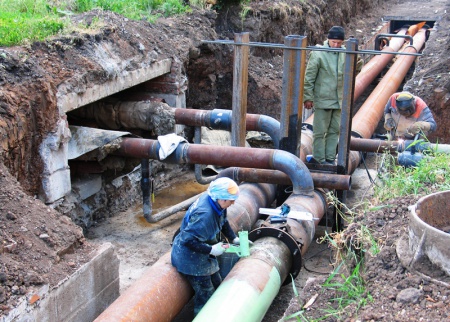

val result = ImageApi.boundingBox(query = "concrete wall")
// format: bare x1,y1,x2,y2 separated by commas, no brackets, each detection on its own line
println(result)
3,243,119,322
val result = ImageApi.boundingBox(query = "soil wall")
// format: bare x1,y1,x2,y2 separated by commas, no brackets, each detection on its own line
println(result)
0,0,391,197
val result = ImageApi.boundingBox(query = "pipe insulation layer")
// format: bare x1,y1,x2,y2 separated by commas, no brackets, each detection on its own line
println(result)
194,190,327,322
194,238,292,322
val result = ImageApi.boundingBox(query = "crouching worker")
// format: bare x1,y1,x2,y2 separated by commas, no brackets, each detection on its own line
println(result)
171,177,240,316
384,91,436,140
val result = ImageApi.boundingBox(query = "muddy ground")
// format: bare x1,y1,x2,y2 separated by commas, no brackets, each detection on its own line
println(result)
1,0,450,321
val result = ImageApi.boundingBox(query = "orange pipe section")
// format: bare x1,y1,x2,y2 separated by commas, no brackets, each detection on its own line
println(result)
94,253,193,322
353,28,408,100
352,28,427,138
303,23,423,127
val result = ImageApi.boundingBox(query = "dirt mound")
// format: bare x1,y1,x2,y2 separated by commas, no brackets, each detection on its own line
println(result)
0,160,93,312
283,194,450,321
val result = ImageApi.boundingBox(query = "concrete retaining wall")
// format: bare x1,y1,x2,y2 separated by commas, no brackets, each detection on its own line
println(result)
3,243,119,322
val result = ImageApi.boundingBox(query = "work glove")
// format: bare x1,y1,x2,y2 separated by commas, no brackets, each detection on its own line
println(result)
304,101,314,110
384,114,396,131
210,242,226,256
407,121,431,135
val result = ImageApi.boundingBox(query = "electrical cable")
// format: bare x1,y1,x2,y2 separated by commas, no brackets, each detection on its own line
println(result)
302,246,333,275
359,151,377,186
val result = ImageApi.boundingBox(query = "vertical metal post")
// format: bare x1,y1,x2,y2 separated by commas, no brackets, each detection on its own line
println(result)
279,35,307,156
231,32,249,147
295,36,308,157
334,37,358,232
337,38,358,174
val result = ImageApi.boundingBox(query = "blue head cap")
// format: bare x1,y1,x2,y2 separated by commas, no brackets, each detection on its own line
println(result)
207,177,239,201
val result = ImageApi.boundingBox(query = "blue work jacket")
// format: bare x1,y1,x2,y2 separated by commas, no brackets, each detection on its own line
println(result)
171,193,236,276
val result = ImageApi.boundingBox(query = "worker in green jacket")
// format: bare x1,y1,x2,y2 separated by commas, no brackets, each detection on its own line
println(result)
303,26,347,165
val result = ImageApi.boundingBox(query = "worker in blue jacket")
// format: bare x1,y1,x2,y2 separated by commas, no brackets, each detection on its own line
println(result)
171,177,240,315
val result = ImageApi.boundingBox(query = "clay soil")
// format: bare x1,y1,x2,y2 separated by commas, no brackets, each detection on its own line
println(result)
1,0,450,321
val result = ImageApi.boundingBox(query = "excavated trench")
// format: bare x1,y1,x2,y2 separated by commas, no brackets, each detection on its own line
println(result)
86,19,443,322
59,15,448,322
2,0,450,321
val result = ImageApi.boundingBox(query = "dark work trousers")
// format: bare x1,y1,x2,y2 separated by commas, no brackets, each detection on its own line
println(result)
183,271,222,315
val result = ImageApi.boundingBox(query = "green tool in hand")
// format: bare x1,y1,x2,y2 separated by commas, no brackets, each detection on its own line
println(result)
225,231,251,257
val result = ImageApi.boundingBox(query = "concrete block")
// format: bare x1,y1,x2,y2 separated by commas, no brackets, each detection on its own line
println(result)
3,243,120,322
58,59,172,113
40,168,72,204
72,175,103,200
39,119,71,174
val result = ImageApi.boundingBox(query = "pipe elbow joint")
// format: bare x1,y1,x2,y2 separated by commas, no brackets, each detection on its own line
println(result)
272,150,314,194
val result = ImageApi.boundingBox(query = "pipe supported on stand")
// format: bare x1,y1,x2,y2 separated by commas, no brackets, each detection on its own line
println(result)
194,24,431,322
95,23,430,322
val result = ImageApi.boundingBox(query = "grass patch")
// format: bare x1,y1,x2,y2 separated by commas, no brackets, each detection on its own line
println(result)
374,151,450,202
0,0,191,46
319,262,373,320
0,12,66,46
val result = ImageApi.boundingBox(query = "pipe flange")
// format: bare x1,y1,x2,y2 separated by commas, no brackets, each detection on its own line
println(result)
249,227,302,285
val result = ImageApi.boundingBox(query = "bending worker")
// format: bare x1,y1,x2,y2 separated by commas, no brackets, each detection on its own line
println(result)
171,177,240,316
384,91,436,139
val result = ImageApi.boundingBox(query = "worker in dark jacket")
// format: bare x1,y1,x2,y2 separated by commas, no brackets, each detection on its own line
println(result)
384,91,437,139
171,177,240,315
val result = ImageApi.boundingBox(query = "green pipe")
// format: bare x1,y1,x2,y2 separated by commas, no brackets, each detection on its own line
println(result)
193,238,292,322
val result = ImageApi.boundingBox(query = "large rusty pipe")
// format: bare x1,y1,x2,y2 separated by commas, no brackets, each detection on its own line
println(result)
217,167,351,191
116,138,314,195
352,28,427,139
353,28,408,100
94,252,193,322
227,183,277,233
94,182,277,322
174,108,281,148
